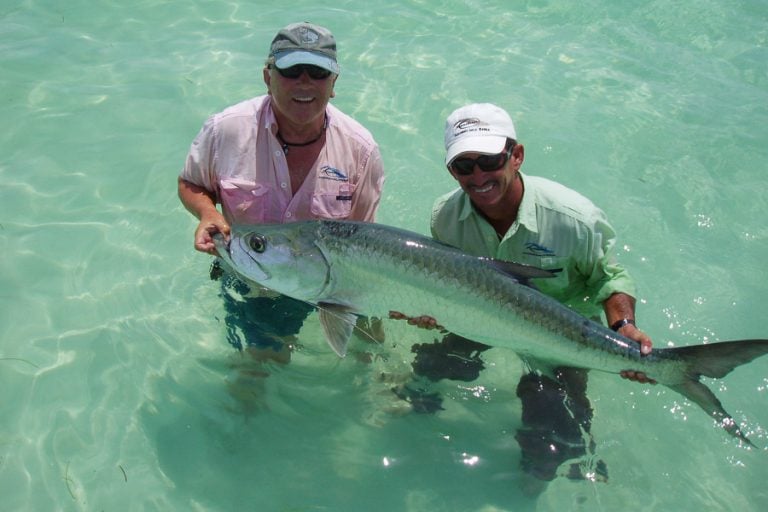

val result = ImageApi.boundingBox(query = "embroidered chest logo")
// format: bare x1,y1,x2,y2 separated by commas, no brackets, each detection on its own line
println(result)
524,242,556,257
319,165,349,182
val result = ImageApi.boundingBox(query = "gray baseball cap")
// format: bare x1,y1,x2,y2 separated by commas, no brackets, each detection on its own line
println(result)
269,22,339,74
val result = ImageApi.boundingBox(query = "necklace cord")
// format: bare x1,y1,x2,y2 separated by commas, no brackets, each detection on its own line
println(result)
277,115,328,154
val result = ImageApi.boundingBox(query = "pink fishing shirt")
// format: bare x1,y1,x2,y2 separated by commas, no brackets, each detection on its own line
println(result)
181,95,384,224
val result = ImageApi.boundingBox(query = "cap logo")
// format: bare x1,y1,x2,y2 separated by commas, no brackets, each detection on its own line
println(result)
453,118,491,136
299,27,320,45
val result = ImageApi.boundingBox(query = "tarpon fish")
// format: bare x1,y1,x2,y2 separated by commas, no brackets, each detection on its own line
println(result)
214,220,768,445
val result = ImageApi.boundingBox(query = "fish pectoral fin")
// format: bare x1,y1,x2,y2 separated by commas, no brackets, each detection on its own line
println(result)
317,302,358,358
485,259,561,286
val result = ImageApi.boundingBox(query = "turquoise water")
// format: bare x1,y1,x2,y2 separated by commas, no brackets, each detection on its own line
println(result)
1,0,767,510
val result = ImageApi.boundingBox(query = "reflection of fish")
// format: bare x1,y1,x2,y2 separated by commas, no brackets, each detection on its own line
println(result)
214,220,768,445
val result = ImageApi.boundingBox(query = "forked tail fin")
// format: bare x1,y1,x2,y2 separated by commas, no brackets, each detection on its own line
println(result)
666,339,768,447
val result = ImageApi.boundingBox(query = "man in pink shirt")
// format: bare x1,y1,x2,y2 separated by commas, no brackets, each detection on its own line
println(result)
178,22,384,354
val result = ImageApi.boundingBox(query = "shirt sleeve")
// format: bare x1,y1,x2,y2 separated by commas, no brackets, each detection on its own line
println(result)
180,115,218,194
430,190,457,242
582,208,637,305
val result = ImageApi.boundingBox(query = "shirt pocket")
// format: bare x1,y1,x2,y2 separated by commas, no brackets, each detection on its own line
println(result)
219,178,271,223
311,182,355,219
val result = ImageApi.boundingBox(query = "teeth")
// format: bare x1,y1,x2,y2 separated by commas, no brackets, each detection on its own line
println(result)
294,97,314,102
474,183,493,193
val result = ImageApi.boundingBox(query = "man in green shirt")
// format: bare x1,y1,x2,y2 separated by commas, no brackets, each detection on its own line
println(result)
404,103,653,492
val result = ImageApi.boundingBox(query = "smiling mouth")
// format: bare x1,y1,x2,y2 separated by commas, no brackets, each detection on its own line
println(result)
472,183,495,193
293,96,315,103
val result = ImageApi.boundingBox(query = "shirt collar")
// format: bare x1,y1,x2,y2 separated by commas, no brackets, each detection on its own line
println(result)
263,97,278,134
515,172,539,234
457,191,475,222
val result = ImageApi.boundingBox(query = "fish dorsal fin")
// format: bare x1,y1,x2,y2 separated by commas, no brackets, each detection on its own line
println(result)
484,258,561,287
317,302,358,357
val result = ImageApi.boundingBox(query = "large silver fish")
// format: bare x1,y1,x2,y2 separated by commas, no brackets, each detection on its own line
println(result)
214,220,768,445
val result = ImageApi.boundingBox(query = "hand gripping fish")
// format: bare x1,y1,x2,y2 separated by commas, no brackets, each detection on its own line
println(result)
213,220,768,446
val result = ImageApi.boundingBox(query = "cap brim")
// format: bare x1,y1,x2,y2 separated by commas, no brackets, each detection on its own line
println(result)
273,50,339,74
445,135,507,166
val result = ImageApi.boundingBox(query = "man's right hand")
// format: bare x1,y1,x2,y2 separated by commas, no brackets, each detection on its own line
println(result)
194,211,230,256
178,177,230,256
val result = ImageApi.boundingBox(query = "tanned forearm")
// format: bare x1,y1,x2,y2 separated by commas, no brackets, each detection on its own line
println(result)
603,292,637,328
178,177,219,220
178,177,229,255
603,292,653,354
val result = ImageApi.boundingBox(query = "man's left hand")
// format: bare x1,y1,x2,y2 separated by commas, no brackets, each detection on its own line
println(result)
618,323,657,384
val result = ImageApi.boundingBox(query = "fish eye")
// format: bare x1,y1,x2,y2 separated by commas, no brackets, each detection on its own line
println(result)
248,234,267,253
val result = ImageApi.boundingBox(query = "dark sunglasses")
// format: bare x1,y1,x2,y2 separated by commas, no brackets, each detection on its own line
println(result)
274,64,332,80
450,145,514,176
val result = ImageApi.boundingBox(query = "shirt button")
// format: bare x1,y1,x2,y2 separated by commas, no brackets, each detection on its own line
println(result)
275,150,282,156
285,212,292,218
280,182,287,189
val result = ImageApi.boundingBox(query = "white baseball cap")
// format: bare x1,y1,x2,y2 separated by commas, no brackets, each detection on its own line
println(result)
444,103,517,165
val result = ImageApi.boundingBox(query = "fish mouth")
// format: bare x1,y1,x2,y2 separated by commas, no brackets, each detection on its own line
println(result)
212,233,231,260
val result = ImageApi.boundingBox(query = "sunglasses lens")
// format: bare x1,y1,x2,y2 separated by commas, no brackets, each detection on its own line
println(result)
451,159,476,175
277,66,301,79
477,153,505,171
307,67,332,79
451,151,509,175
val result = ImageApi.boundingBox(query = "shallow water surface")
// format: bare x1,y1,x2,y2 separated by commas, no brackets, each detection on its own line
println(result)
1,1,767,510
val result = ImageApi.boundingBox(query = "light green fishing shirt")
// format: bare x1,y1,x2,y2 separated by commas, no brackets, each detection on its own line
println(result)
430,172,637,319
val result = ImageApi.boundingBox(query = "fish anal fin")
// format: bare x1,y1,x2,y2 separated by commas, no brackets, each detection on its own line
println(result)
664,339,768,447
317,302,358,358
668,380,755,448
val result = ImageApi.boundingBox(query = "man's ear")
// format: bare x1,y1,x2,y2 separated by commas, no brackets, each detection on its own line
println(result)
330,75,338,98
511,143,525,169
263,67,272,93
